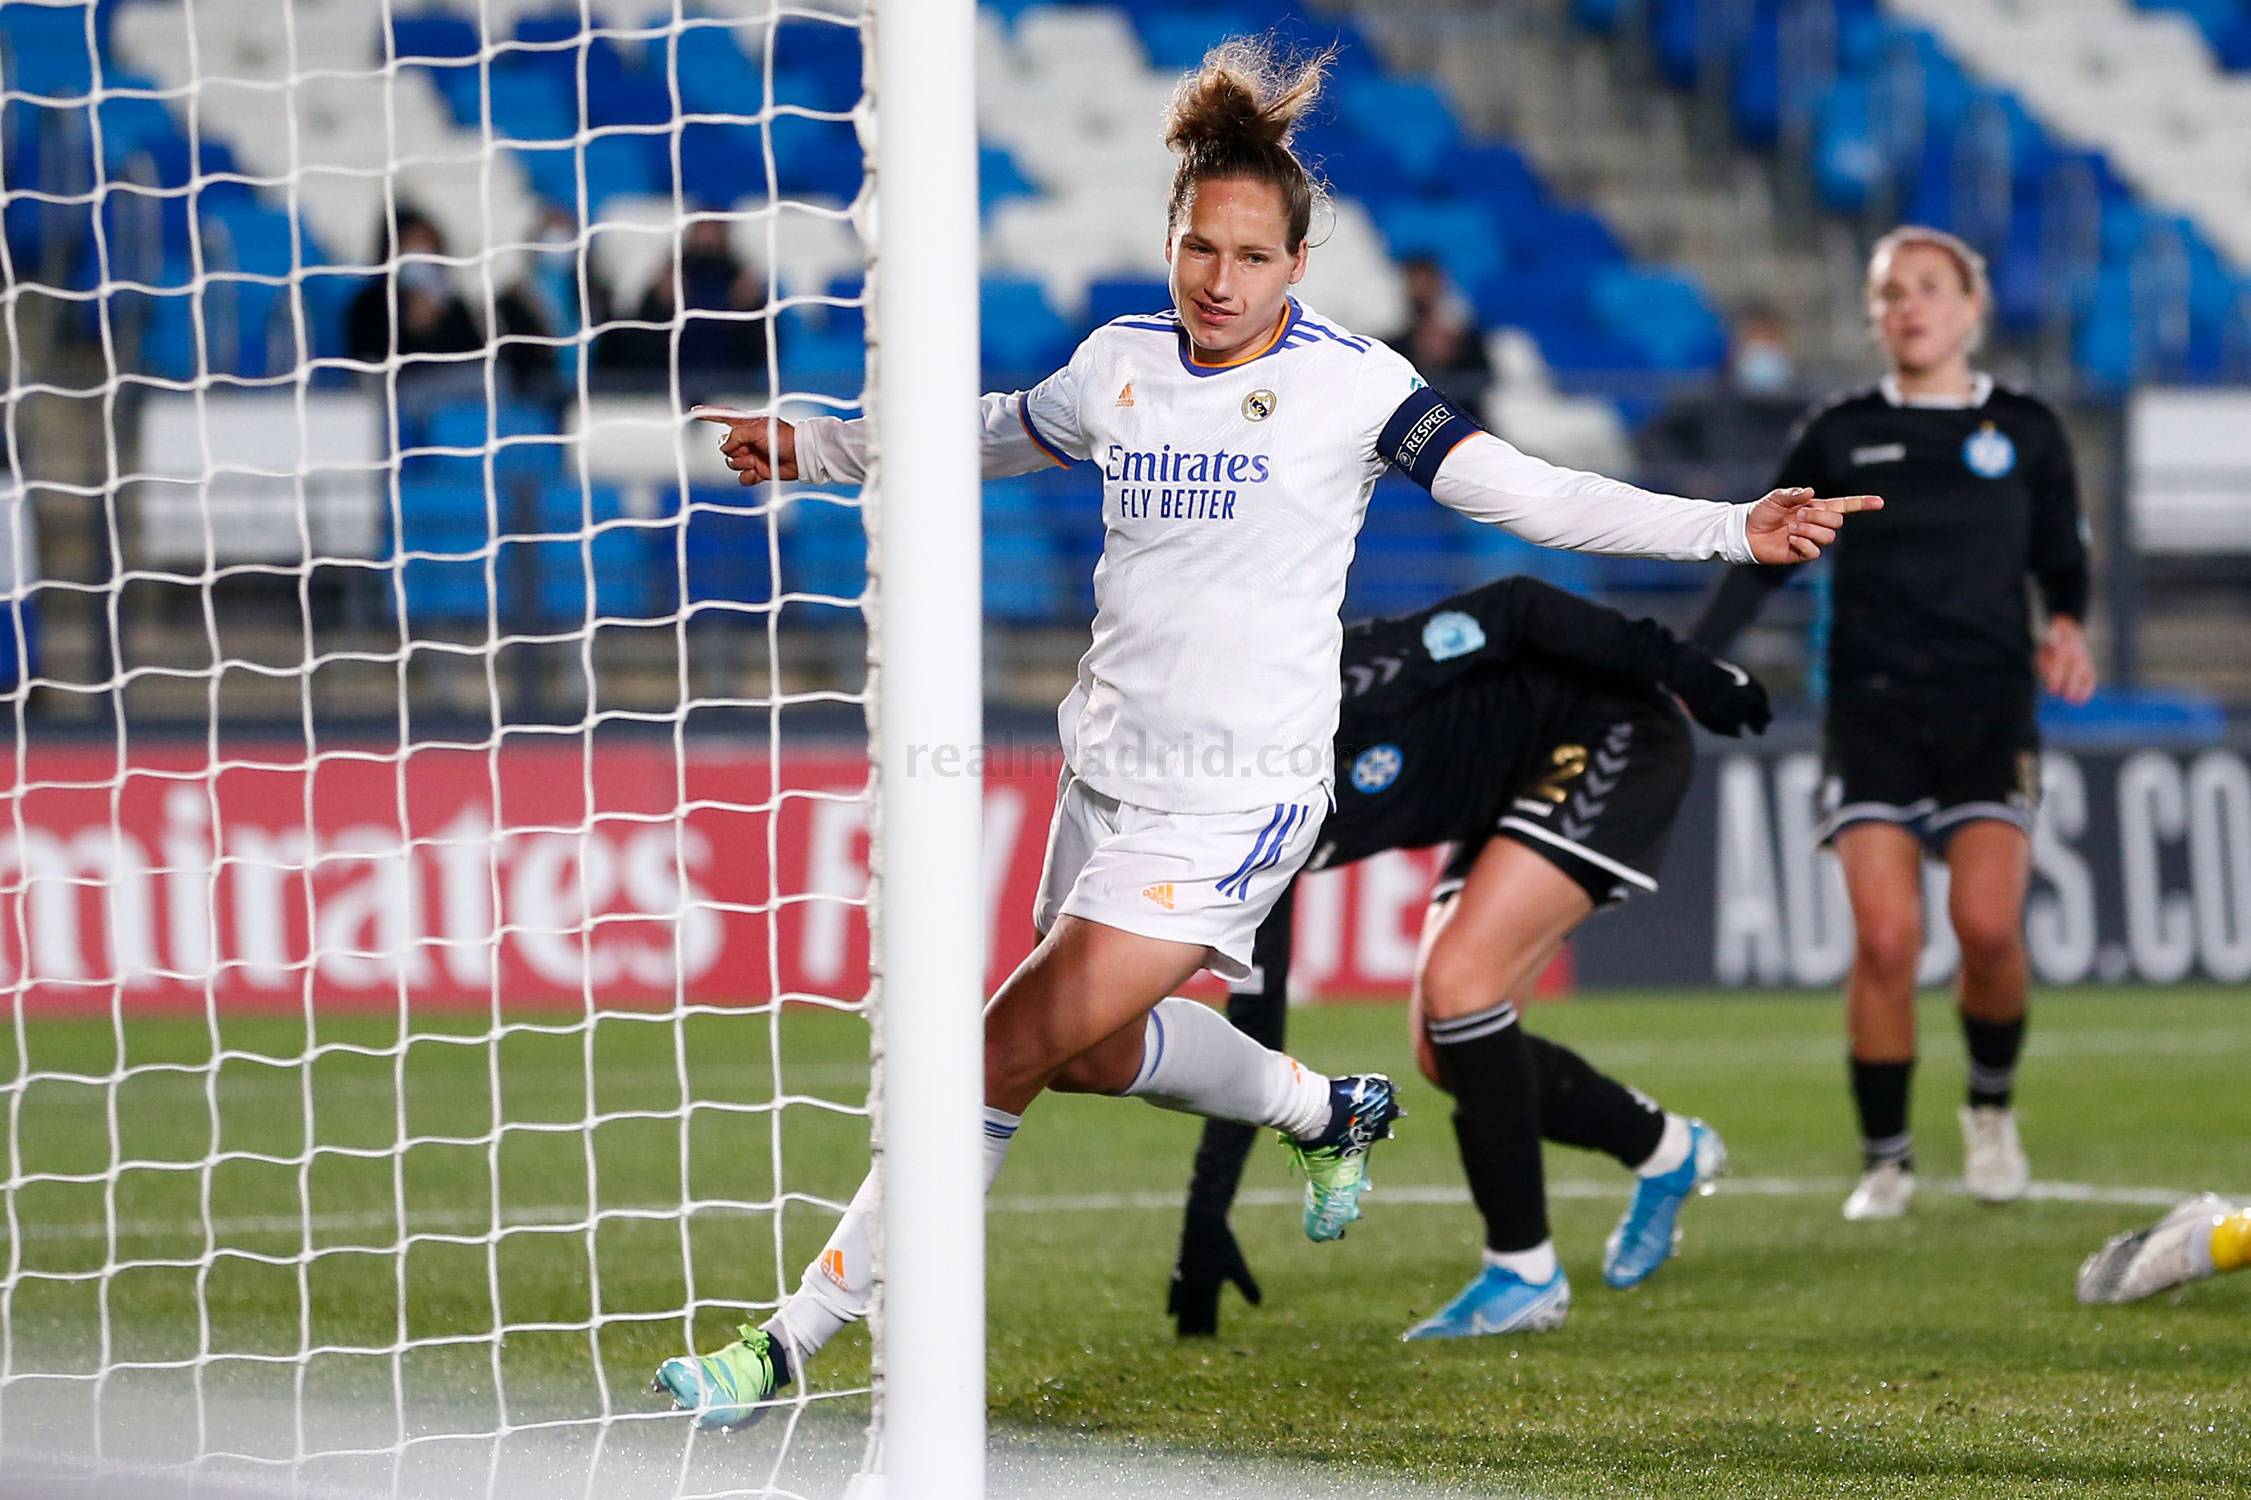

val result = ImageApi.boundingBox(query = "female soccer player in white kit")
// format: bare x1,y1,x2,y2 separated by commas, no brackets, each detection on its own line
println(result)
657,37,1878,1430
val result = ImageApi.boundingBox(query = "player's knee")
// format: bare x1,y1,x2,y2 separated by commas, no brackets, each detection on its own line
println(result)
1416,933,1510,1022
1853,912,1922,981
1952,906,2025,976
983,1025,1050,1103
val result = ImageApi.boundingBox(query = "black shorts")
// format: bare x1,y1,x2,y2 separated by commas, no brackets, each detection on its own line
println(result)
1816,687,2040,850
1435,687,1694,907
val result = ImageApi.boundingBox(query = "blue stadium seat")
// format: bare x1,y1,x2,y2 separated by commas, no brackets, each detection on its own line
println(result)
426,401,568,493
1589,267,1727,372
397,481,497,629
771,113,863,199
1812,79,1883,211
1377,199,1508,293
779,494,868,614
679,121,769,206
979,277,1072,377
1336,78,1459,185
1083,277,1173,331
92,78,178,173
204,201,300,276
677,484,772,610
0,2,96,96
530,480,665,622
979,144,1038,216
1442,144,1548,222
483,66,575,143
672,20,764,116
391,13,480,62
771,16,863,114
586,47,674,128
519,132,662,215
984,477,1067,624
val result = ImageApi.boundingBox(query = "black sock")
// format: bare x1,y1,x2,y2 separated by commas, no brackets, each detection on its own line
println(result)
1427,1003,1548,1254
1961,1013,2026,1109
1849,1057,1915,1169
1524,1031,1665,1169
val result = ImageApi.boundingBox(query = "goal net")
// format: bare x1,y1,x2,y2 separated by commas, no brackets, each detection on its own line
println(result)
0,1,979,1494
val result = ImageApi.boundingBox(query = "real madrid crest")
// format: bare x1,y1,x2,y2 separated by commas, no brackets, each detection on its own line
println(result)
1963,421,2015,479
1242,389,1277,422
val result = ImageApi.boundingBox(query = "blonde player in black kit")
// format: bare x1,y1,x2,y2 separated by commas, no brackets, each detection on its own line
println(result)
1694,226,2096,1222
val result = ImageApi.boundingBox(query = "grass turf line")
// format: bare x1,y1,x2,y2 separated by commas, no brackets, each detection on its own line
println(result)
3,988,2246,1497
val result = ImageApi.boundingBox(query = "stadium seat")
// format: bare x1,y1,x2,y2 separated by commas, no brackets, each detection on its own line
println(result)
531,479,666,622
980,276,1075,376
1082,277,1173,330
397,480,498,629
675,484,773,610
1589,267,1727,372
778,493,868,615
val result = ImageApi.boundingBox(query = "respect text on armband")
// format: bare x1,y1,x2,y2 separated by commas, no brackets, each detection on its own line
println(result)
1393,403,1454,470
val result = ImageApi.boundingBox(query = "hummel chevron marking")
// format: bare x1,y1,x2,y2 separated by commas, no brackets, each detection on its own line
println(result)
1595,749,1630,776
1344,656,1406,696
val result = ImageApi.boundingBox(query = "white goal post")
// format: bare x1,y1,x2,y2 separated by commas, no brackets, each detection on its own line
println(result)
866,1,987,1497
0,0,985,1493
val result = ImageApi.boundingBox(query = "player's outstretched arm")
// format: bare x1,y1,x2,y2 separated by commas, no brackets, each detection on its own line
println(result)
1404,415,1879,565
696,384,1085,489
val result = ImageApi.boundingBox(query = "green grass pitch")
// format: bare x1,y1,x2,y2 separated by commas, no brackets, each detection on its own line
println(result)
4,987,2246,1497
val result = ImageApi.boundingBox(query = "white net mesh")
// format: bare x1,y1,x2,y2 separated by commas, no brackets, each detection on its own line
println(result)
0,1,879,1493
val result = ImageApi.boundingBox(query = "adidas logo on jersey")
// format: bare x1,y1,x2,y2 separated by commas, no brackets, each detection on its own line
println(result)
1141,882,1175,910
1116,381,1135,406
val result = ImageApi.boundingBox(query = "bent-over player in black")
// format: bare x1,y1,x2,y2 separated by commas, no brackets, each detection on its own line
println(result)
1170,575,1771,1340
1691,226,2094,1222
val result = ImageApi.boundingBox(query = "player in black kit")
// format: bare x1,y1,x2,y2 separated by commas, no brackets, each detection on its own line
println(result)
1694,226,2095,1222
1168,574,1771,1341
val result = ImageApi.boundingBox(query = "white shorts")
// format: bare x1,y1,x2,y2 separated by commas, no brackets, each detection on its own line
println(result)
1032,766,1324,982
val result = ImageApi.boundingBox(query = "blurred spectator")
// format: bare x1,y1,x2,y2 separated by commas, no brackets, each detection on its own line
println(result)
1384,256,1493,411
346,207,482,378
1635,301,1805,501
599,217,768,388
495,202,614,401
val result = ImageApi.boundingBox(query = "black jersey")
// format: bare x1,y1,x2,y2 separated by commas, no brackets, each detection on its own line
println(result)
1693,378,2089,696
1320,576,1691,869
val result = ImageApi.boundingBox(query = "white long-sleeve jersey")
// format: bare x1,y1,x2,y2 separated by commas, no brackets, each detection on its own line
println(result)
794,297,1756,814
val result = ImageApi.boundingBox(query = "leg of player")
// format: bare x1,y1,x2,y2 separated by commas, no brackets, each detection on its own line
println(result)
1419,933,1723,1294
1049,987,1400,1244
1944,820,2033,1203
2079,1195,2251,1304
1835,823,1925,1220
1514,977,1729,1292
656,920,1396,1430
1400,841,1585,1340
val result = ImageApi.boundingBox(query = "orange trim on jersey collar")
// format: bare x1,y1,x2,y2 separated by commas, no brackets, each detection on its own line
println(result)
1185,303,1294,369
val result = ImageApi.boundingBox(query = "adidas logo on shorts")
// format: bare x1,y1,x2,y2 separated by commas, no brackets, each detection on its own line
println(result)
1141,882,1175,909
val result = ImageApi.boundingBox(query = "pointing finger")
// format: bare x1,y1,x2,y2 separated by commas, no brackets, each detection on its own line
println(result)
1820,494,1884,514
